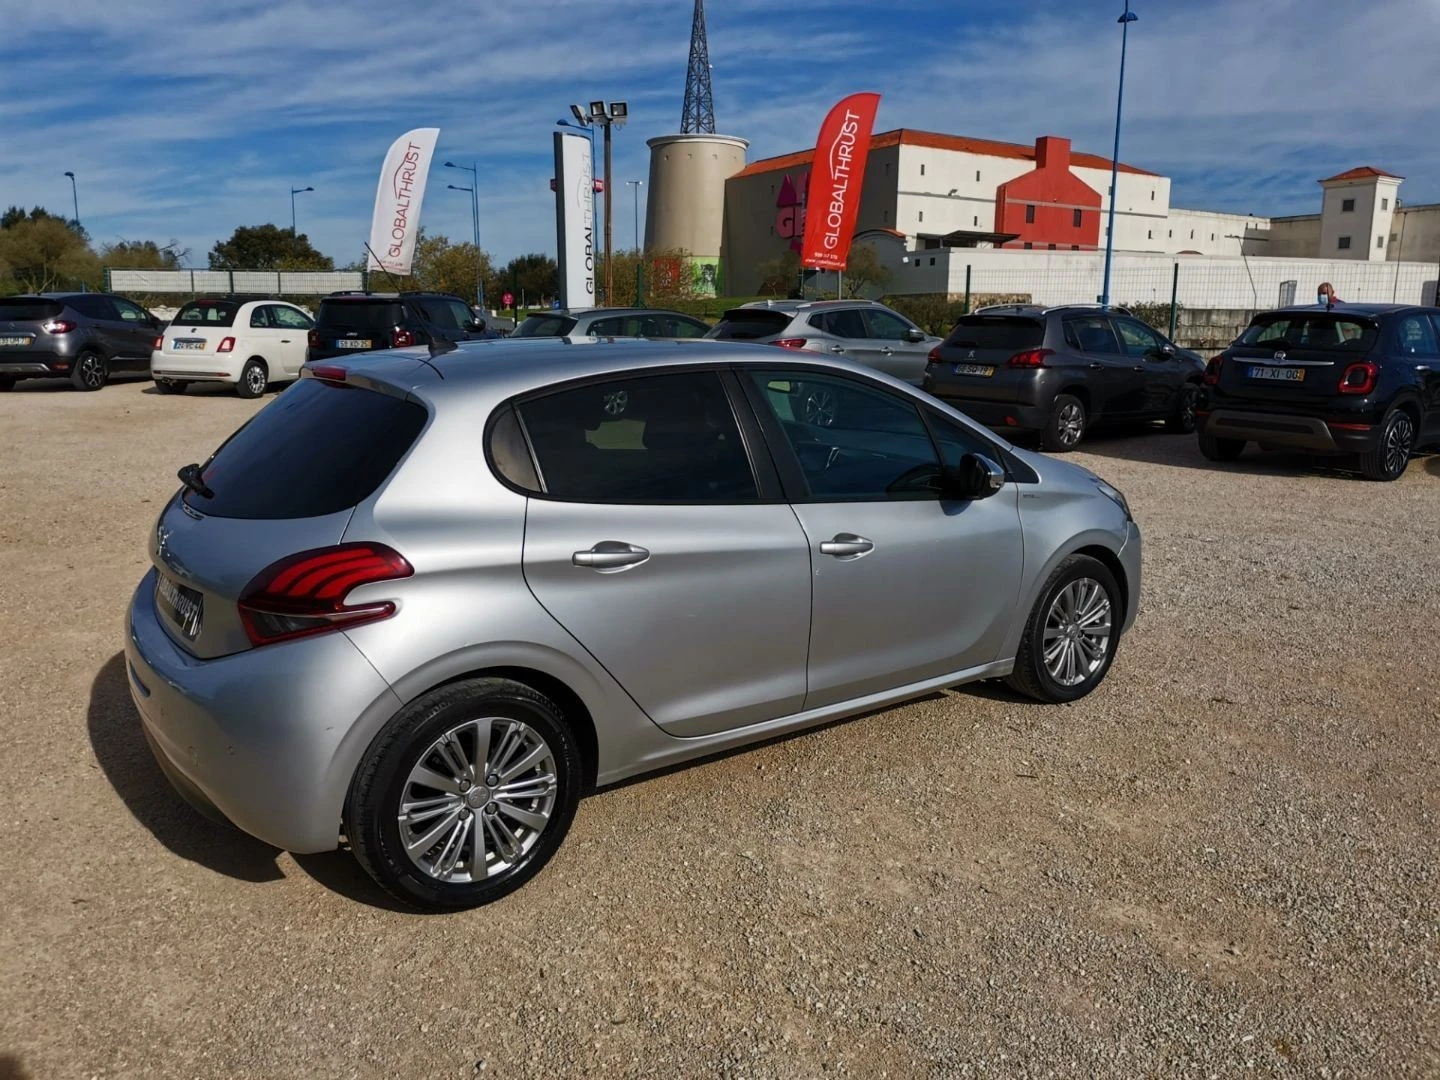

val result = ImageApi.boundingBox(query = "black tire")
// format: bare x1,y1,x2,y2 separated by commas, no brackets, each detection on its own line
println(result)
0,375,14,392
237,358,268,399
1198,433,1245,462
71,350,108,391
1358,408,1416,481
1165,383,1200,433
153,378,187,395
346,677,583,910
1007,554,1122,704
1041,393,1086,452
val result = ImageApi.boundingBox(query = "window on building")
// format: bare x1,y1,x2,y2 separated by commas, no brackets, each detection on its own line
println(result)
1381,197,1389,210
1342,198,1355,212
973,216,978,227
1210,233,1215,241
884,163,890,175
1190,230,1195,239
1072,209,1082,228
1150,190,1155,201
975,170,981,182
883,210,889,223
1071,245,1079,251
920,163,926,176
1147,229,1152,239
1168,229,1172,238
1023,242,1033,249
1025,204,1035,224
918,210,923,222
1377,235,1385,249
929,257,935,266
1338,236,1352,250
1047,243,1056,250
1391,232,1399,242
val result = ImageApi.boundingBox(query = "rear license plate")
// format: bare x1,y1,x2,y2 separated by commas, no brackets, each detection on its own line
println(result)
1248,365,1305,382
172,339,206,351
0,335,32,347
952,363,995,377
155,573,204,641
336,339,372,349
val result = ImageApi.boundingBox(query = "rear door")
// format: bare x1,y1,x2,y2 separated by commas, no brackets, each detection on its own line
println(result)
110,296,158,364
266,304,313,374
1062,315,1136,418
810,308,868,361
517,368,812,738
70,295,125,356
857,307,930,384
1112,316,1181,415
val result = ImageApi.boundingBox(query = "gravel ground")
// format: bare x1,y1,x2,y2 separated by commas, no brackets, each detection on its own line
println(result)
0,376,1437,1079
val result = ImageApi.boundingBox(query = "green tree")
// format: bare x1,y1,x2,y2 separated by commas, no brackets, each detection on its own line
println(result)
0,214,100,293
208,224,333,271
498,253,559,308
842,244,892,298
100,239,188,269
754,249,802,297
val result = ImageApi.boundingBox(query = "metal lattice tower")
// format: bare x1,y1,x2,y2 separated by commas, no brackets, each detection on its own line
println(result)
680,0,715,134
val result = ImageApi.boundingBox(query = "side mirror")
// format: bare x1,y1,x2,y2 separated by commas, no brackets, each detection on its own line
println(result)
944,452,1006,500
467,319,486,332
903,327,926,344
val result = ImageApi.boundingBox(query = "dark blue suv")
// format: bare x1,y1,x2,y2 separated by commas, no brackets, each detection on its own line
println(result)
1196,303,1440,480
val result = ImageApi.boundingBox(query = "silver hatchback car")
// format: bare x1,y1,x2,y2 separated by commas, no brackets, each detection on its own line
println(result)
125,339,1141,909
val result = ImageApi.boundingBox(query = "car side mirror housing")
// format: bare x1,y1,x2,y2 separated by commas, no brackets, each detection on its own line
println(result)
903,327,926,343
944,453,1006,500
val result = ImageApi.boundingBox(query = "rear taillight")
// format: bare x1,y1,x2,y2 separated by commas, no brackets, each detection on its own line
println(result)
1006,348,1053,368
1338,361,1378,395
926,345,942,365
307,329,320,348
217,337,236,353
770,337,807,349
392,329,415,347
42,319,75,334
1203,355,1224,386
238,542,413,647
152,336,163,350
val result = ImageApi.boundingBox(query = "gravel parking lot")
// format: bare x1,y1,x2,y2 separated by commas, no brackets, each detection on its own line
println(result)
1,376,1436,1079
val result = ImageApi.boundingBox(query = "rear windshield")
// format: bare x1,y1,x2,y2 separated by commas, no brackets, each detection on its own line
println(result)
513,314,578,337
0,298,63,321
945,316,1045,350
173,300,239,327
317,299,405,331
707,309,793,340
1239,314,1377,353
191,379,427,519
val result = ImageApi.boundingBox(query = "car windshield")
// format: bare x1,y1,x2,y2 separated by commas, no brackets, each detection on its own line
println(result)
946,316,1044,350
317,299,404,331
0,298,64,321
1240,314,1377,352
513,314,578,337
173,300,239,327
707,309,793,340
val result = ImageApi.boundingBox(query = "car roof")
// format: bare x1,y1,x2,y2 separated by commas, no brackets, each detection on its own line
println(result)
734,299,881,312
321,291,463,301
535,307,702,319
1268,302,1418,316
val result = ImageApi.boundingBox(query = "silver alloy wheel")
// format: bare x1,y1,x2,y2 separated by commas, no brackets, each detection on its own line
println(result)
1041,577,1111,687
1384,414,1414,477
78,353,104,389
1179,387,1197,428
802,386,838,427
398,716,558,884
245,363,267,396
1057,401,1084,447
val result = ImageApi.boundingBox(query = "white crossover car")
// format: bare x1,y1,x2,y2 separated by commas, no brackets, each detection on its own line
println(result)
151,297,314,397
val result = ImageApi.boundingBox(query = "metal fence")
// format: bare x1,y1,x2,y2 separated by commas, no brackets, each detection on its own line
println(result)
104,269,365,295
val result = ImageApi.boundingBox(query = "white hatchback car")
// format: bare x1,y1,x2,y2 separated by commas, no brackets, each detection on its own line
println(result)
151,297,314,397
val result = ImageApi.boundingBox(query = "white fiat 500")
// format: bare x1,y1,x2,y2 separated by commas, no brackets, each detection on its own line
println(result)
151,297,314,397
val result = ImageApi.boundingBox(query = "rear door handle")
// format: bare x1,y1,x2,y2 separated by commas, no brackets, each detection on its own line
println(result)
572,541,650,571
818,533,874,558
1088,362,1104,370
1132,364,1144,372
280,338,292,343
880,346,894,356
830,345,846,354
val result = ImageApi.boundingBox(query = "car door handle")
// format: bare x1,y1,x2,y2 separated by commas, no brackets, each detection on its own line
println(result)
1132,364,1144,372
818,534,874,558
830,345,846,354
280,338,291,343
572,541,650,571
1088,362,1104,370
880,346,894,355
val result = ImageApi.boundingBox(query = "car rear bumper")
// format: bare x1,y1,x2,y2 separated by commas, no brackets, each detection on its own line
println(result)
0,347,72,376
151,350,242,381
929,393,1049,432
124,568,404,853
1197,409,1377,453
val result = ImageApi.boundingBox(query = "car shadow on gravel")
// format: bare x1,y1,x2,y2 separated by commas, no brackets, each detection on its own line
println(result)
87,652,286,884
1075,428,1367,479
0,1053,32,1080
140,383,245,397
9,375,151,393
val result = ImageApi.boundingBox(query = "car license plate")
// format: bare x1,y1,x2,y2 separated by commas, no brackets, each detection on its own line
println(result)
952,363,995,377
1248,365,1305,382
336,339,372,349
155,573,204,641
172,339,206,351
0,335,32,347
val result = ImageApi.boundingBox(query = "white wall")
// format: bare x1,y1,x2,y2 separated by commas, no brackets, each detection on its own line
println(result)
1387,204,1440,264
890,145,1030,239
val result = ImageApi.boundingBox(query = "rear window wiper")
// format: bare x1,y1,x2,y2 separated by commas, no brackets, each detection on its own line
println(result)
177,463,214,500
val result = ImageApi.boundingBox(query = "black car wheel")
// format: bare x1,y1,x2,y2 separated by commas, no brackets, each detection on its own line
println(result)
1007,554,1121,703
237,359,268,399
71,350,108,392
347,677,583,910
1198,433,1245,462
1358,408,1415,482
1165,383,1200,434
1041,394,1086,452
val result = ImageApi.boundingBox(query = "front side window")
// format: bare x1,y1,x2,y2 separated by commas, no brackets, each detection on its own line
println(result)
1064,316,1122,354
863,309,915,340
270,305,313,329
113,298,150,322
518,371,757,503
446,300,477,329
1113,318,1163,357
416,298,459,331
1396,315,1439,356
749,371,942,500
587,316,628,337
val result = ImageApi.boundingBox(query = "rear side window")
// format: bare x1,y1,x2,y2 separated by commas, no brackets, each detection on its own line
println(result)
517,371,757,502
192,380,427,519
514,314,578,337
812,309,868,338
1063,316,1122,354
174,300,239,327
707,309,792,340
69,295,118,321
945,316,1044,350
1240,315,1376,353
0,298,62,321
317,300,404,331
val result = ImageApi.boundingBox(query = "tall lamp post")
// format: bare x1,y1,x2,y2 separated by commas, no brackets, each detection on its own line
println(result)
626,179,644,251
63,171,80,229
290,185,314,235
567,100,628,304
444,161,484,310
1099,0,1137,310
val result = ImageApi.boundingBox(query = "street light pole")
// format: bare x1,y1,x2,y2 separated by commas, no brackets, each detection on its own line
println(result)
626,179,644,251
1100,0,1137,310
290,186,314,235
444,161,484,310
63,171,79,228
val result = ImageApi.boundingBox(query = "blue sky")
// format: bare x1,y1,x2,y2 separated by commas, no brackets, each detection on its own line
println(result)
4,0,1437,267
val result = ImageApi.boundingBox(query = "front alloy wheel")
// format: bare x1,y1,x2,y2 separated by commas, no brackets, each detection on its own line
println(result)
1007,554,1121,703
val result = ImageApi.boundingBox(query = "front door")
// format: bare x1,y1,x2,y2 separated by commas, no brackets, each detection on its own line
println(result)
109,296,158,366
744,368,1025,709
265,304,314,374
1113,316,1182,415
517,369,813,738
857,307,931,385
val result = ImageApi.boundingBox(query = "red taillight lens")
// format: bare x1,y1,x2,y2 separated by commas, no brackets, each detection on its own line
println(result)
1338,361,1378,395
152,336,163,350
42,319,76,334
1203,355,1224,386
926,345,942,365
392,329,415,347
217,337,235,353
307,364,349,382
1006,347,1053,368
238,542,413,647
770,337,808,349
307,329,320,348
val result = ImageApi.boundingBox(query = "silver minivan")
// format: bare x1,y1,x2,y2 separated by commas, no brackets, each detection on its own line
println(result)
125,339,1141,910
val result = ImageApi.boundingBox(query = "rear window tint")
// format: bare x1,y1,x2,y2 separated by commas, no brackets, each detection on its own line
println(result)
707,309,793,340
514,314,578,337
1240,315,1376,352
0,298,63,321
191,380,427,519
174,300,239,326
317,300,405,331
945,316,1044,350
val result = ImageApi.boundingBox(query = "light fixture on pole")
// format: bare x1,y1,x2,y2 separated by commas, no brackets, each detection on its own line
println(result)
569,100,628,304
290,185,314,235
445,161,484,310
1099,0,1137,310
63,171,80,229
626,180,644,251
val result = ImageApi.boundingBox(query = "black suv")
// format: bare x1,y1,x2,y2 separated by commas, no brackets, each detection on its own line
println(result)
307,291,497,362
922,304,1205,451
0,292,162,391
1196,303,1440,481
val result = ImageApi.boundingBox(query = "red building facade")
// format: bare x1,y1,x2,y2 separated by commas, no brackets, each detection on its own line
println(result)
993,137,1102,251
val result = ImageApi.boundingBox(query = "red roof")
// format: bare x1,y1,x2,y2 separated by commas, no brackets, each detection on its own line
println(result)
1321,166,1403,183
731,128,1158,179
